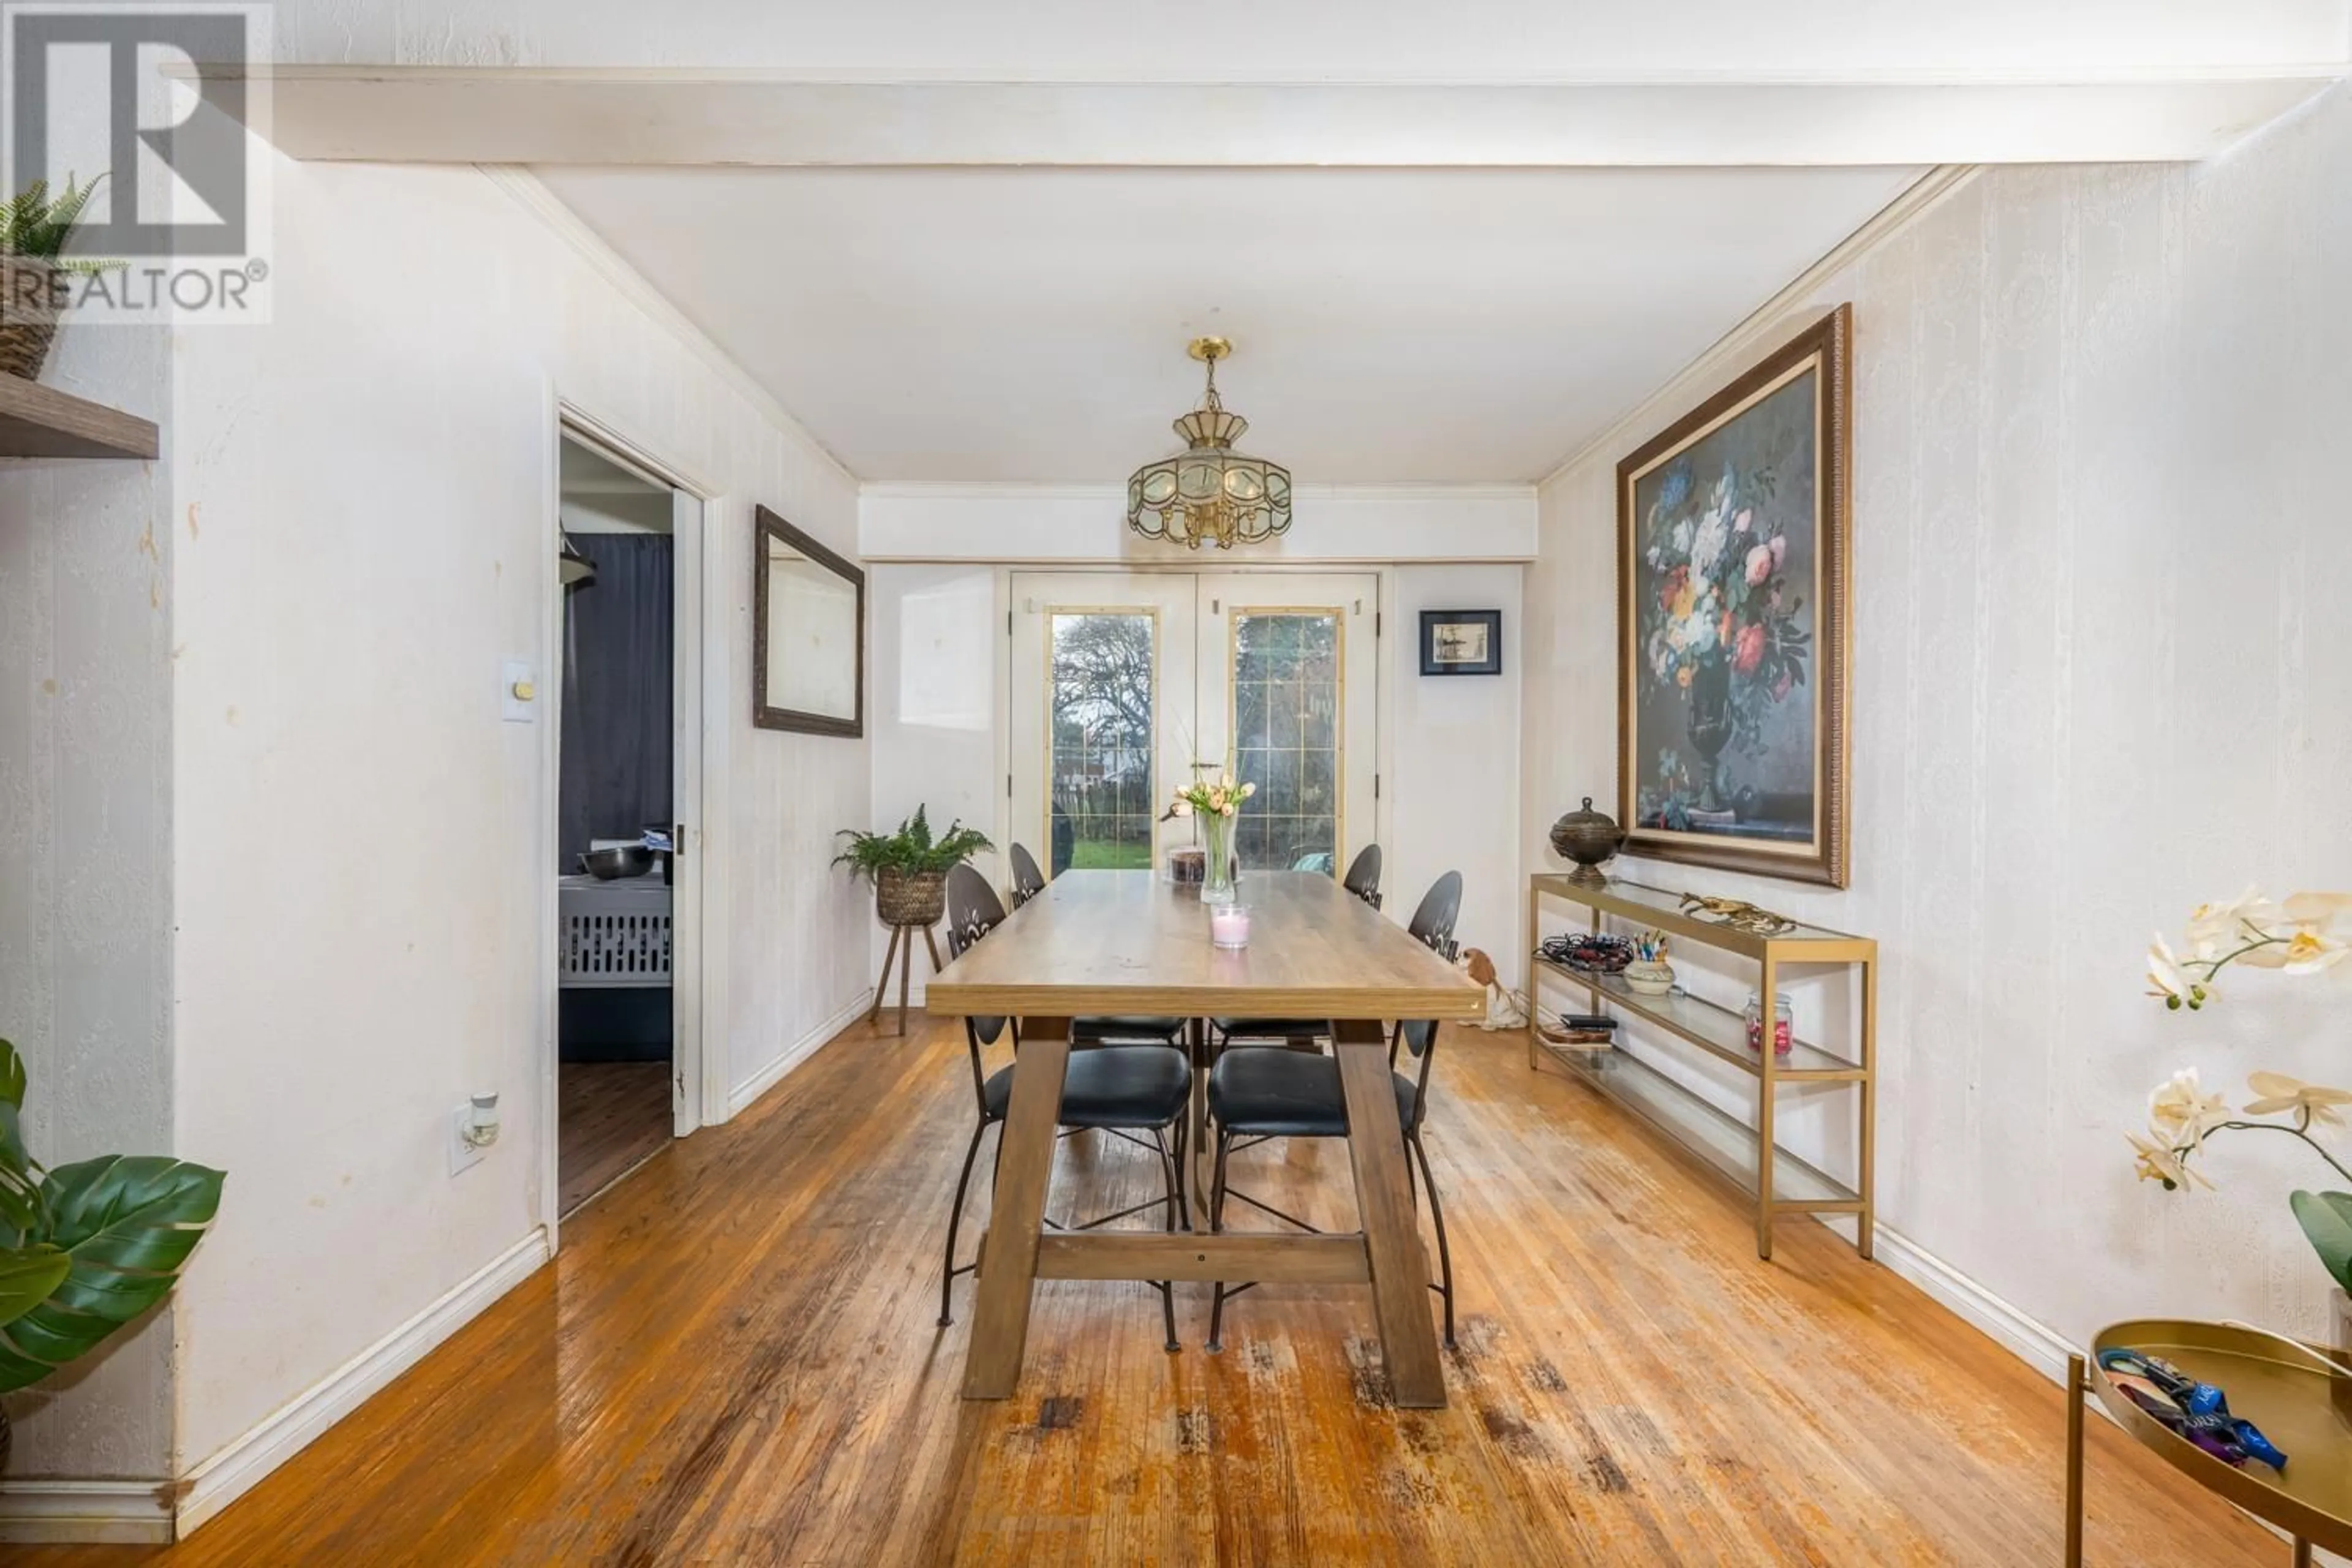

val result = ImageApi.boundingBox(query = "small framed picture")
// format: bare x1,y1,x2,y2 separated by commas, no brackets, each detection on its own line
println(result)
1419,609,1502,676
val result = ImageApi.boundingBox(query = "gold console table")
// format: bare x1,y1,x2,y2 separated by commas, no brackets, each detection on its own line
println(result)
1528,873,1876,1261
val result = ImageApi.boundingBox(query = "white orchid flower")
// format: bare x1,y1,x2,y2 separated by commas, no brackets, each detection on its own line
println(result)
2244,1071,2352,1126
2147,1068,2230,1149
2125,1130,2210,1190
2146,934,2215,1010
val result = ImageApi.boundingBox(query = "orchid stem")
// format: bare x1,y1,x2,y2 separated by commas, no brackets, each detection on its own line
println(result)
2185,931,2286,981
2204,1119,2352,1185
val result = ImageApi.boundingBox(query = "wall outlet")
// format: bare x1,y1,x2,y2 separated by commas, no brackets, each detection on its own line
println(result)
448,1102,489,1175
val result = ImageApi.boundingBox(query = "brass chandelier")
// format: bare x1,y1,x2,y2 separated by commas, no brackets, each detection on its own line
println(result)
1125,337,1293,550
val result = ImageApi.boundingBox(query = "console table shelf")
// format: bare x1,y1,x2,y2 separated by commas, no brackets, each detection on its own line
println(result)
1528,872,1877,1261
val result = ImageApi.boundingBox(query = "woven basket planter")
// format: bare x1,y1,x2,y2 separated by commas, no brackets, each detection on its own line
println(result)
875,867,948,927
0,258,63,383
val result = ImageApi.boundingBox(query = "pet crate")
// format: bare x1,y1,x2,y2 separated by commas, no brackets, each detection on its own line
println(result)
559,878,673,987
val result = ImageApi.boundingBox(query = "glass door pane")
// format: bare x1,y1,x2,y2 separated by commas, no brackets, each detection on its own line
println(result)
1047,611,1156,871
1194,573,1378,881
1009,573,1198,883
1231,610,1341,872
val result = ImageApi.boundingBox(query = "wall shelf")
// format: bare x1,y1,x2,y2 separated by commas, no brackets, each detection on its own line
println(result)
0,375,159,460
1528,873,1877,1262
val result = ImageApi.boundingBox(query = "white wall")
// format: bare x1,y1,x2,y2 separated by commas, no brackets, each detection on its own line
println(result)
0,327,176,1483
1385,565,1523,985
1523,86,2352,1357
867,562,1007,951
867,561,1526,993
166,156,867,1508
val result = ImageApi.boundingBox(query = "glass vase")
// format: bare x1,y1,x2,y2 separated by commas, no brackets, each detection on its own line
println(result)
1200,810,1239,906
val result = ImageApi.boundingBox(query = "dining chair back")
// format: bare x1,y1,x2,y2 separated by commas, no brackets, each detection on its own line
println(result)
944,864,1012,1106
1007,843,1047,908
1406,869,1463,959
1341,843,1384,909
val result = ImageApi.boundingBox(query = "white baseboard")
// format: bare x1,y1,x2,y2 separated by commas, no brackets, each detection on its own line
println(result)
0,1480,175,1545
1861,1220,2078,1384
727,989,873,1117
173,1226,552,1537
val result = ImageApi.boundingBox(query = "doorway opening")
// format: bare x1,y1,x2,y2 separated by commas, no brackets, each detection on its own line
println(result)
554,432,685,1218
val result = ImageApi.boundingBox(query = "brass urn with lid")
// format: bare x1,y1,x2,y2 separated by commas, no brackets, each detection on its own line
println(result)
1549,797,1624,887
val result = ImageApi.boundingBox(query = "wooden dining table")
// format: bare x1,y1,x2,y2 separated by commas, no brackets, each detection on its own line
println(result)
924,869,1485,1409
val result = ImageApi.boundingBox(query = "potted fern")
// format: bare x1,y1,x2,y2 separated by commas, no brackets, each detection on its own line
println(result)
0,1037,225,1474
1,176,112,382
834,805,992,927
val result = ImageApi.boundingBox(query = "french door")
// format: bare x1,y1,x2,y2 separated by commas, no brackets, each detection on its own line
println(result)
1009,571,1376,882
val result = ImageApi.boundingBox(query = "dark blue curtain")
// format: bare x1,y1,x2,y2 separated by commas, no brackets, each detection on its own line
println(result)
559,534,673,868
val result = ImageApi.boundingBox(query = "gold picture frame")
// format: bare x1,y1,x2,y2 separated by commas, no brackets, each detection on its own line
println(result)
1616,306,1852,888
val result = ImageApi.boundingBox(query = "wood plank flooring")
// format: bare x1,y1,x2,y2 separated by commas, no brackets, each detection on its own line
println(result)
559,1062,671,1218
24,1019,2271,1566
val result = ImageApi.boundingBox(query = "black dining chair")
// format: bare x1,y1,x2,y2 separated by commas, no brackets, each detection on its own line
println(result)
937,865,1192,1349
1202,870,1464,1351
1007,842,1047,908
1210,842,1385,1053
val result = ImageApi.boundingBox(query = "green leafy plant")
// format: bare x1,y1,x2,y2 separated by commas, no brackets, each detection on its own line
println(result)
832,804,992,883
0,176,117,274
0,1037,224,1394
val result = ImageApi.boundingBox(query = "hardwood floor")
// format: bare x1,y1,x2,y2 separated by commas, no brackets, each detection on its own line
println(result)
559,1061,671,1218
25,1019,2268,1566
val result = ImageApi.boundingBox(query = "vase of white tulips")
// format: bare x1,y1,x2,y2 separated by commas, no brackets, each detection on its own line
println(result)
1166,771,1255,906
2127,888,2351,1395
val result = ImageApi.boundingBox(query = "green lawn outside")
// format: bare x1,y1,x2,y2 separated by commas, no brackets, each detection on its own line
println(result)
1069,839,1154,870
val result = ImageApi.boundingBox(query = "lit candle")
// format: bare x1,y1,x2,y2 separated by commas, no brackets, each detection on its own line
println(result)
1210,904,1251,949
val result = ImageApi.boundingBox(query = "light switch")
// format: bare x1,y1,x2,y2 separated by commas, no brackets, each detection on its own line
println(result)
502,659,537,723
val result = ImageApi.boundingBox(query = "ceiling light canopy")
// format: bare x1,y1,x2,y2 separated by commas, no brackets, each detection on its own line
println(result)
1126,337,1292,550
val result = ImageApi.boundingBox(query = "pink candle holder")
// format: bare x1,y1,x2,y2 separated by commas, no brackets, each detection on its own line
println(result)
1209,903,1251,949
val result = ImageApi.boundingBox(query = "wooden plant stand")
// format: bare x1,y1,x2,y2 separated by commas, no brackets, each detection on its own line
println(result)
869,919,943,1036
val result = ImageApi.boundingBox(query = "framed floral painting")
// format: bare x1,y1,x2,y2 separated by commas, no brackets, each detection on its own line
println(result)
1616,306,1851,888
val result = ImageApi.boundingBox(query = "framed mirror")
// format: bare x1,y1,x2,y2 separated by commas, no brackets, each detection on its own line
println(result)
753,506,864,737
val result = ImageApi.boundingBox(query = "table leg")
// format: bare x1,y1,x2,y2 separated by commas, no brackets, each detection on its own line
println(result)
2292,1540,2310,1568
2065,1353,2086,1568
867,925,900,1027
963,1017,1071,1399
1186,1017,1211,1226
1335,1020,1446,1409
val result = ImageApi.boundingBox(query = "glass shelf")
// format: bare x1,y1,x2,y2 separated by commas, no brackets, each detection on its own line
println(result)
1529,954,1862,1080
1529,874,1872,960
1555,1046,1858,1208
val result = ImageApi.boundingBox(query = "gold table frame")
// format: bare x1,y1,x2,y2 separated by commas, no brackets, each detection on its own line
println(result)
2067,1319,2352,1566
